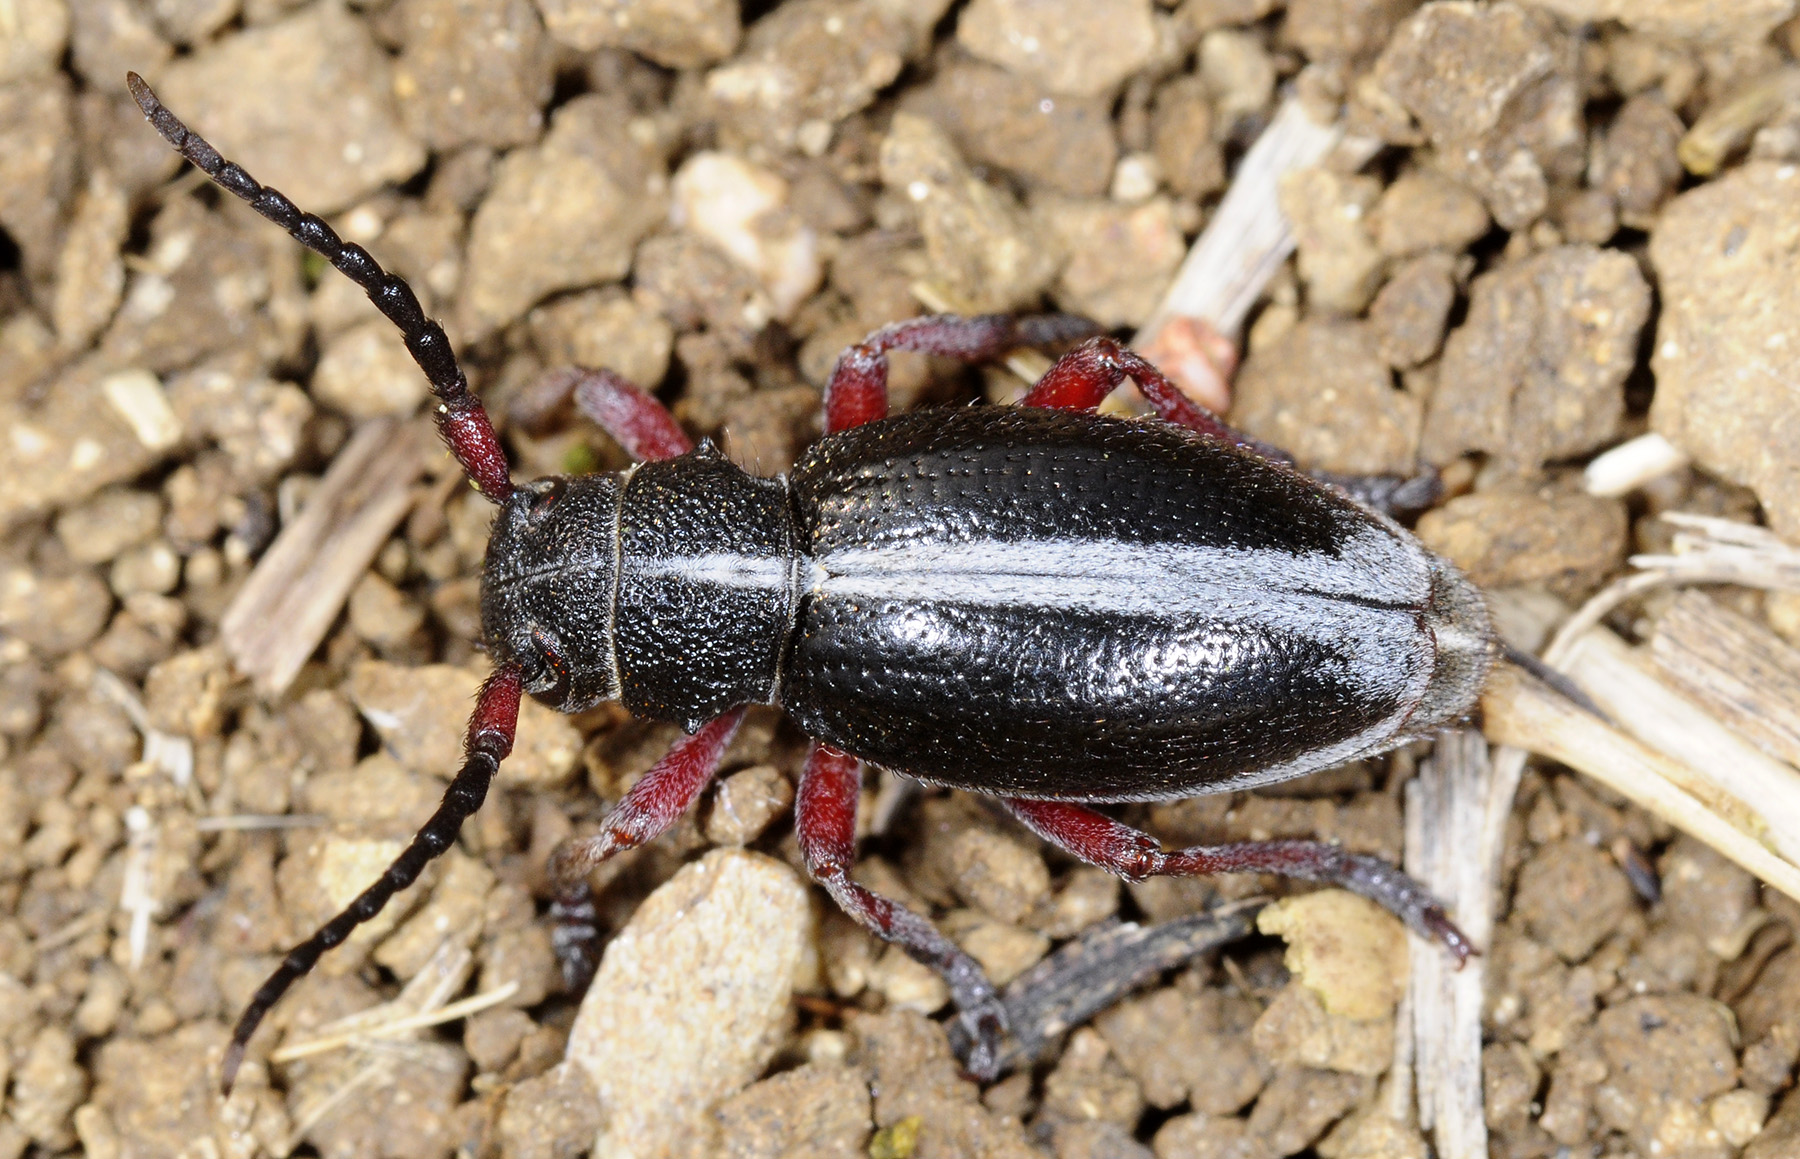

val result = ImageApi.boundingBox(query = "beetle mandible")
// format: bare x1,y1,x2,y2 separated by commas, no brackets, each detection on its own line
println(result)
124,72,1491,1092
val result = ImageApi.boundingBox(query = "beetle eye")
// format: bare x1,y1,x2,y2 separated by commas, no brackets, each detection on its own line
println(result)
524,628,570,698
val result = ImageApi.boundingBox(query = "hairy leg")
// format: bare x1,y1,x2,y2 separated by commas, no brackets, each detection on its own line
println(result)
797,744,1009,1078
824,313,1100,434
549,709,746,988
1004,797,1473,963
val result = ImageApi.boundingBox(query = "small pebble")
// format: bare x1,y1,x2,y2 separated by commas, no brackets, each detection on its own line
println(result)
537,0,738,66
312,320,431,418
672,152,822,322
713,1062,873,1159
53,487,163,565
956,0,1158,98
704,764,793,847
566,849,812,1158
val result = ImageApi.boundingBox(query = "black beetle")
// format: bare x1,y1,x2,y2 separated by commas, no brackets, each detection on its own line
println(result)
125,73,1490,1091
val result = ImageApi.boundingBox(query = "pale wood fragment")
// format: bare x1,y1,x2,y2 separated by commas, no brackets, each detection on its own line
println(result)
1650,590,1800,771
221,416,431,696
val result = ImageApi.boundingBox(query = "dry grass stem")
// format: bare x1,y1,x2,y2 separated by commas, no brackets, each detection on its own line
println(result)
221,416,430,696
1405,729,1491,1159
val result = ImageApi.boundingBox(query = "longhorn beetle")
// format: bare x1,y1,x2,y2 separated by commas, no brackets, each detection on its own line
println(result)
125,72,1491,1093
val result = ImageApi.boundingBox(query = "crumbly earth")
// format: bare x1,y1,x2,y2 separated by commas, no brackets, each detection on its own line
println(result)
4,1,1800,1158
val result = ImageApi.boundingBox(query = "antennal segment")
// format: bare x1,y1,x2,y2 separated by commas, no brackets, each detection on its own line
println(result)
125,71,516,504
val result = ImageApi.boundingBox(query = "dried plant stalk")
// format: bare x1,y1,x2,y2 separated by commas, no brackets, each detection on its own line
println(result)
222,416,430,696
1405,729,1491,1159
1650,590,1800,770
1482,663,1800,903
1135,98,1379,348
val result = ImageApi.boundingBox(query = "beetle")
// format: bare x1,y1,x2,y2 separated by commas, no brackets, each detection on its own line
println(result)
125,72,1490,1093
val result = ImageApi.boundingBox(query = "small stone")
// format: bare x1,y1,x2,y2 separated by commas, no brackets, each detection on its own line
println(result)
144,645,235,739
481,922,561,1009
1279,168,1384,315
718,385,820,474
52,169,129,351
672,152,823,322
1594,93,1684,229
947,826,1051,925
1200,29,1275,128
1368,253,1456,369
165,364,314,484
1370,170,1491,258
109,539,180,598
868,945,950,1014
1649,162,1800,540
566,849,813,1158
1513,837,1635,963
10,1026,85,1148
1286,0,1415,69
713,1062,873,1159
0,566,111,657
1041,1028,1145,1127
1481,1041,1541,1132
1748,1089,1800,1159
461,93,667,337
88,1025,222,1157
1422,245,1649,475
704,764,793,847
1152,76,1226,201
1593,994,1739,1155
879,113,1059,313
1364,3,1583,229
900,59,1118,198
391,0,551,152
465,1006,535,1073
1152,1112,1271,1159
706,0,916,153
1231,320,1420,476
496,1062,603,1159
1529,0,1794,42
1659,835,1759,959
1098,986,1263,1114
1029,866,1121,939
957,0,1158,98
312,320,431,418
157,1,426,215
1249,982,1392,1078
0,79,76,285
528,288,674,390
0,0,68,82
942,910,1050,987
849,1009,1040,1158
1711,1089,1770,1148
539,0,738,67
1036,196,1187,328
54,487,163,565
1415,484,1627,599
1257,890,1408,1022
348,571,429,651
1245,1066,1373,1157
69,0,169,93
0,365,171,532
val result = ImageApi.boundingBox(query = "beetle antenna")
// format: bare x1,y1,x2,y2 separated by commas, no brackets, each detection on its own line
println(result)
220,666,523,1094
125,71,516,505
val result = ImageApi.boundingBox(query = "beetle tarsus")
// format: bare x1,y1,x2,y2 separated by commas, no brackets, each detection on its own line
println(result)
1006,798,1476,963
550,880,601,992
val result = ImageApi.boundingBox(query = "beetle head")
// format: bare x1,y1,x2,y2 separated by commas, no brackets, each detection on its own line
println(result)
481,472,624,713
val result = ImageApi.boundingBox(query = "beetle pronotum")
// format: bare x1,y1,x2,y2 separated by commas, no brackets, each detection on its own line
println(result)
126,72,1489,1092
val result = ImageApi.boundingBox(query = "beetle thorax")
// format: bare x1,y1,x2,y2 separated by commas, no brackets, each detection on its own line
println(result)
481,444,799,730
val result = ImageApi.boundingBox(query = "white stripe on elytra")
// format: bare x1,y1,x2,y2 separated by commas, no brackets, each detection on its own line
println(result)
809,527,1431,615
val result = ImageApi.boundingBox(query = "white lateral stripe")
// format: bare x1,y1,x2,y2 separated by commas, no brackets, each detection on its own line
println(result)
812,533,1429,613
627,552,793,591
